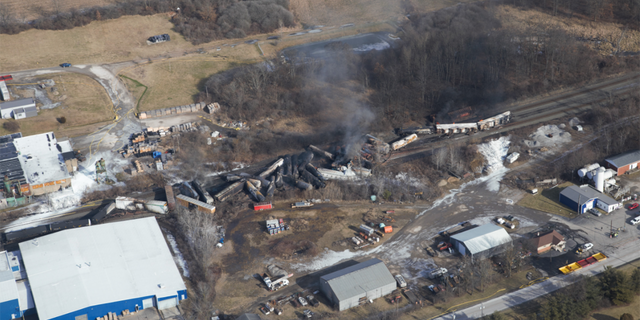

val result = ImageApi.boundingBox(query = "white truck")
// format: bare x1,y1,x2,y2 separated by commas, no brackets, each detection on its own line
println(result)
292,201,314,208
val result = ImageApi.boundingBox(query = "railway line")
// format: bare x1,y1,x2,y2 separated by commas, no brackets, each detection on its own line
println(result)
386,72,640,163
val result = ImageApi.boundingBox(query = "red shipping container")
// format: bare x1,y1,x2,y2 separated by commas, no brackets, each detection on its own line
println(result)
254,202,273,211
384,226,393,233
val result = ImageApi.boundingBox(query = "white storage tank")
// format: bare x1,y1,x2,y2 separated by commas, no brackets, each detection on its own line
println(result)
585,163,600,172
595,167,606,192
577,168,588,178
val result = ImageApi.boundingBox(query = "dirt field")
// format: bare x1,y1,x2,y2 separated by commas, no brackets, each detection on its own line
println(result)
211,201,417,315
0,72,114,138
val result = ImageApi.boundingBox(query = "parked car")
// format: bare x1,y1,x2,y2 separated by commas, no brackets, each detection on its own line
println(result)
306,295,319,307
589,208,602,217
629,203,639,210
259,306,270,315
60,63,71,68
630,216,640,225
577,243,594,254
303,309,314,318
298,296,308,306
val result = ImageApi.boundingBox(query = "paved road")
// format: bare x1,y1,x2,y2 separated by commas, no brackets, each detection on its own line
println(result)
437,212,640,319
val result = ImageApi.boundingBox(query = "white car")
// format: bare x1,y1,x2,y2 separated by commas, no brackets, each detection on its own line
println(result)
298,296,308,306
631,217,640,225
582,243,594,251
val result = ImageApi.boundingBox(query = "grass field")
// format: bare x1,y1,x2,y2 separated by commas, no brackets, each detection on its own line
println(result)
0,14,197,72
0,73,113,138
518,182,578,218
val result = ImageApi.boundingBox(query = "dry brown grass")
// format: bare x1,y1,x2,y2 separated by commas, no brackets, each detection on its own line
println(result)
0,72,113,138
0,0,114,21
0,14,199,72
496,5,640,54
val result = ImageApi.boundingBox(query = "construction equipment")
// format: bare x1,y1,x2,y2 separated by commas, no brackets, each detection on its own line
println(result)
425,246,436,257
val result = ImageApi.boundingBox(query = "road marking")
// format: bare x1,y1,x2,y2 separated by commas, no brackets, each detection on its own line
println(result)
428,288,506,320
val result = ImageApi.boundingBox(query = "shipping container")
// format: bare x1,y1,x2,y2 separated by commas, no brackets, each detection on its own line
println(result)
384,226,393,233
145,200,169,214
165,184,176,210
254,202,273,211
359,224,375,236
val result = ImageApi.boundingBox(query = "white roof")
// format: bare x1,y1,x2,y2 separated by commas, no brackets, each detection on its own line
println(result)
57,140,73,153
16,280,34,311
0,251,19,305
451,224,512,255
436,123,478,129
19,217,186,320
12,132,71,185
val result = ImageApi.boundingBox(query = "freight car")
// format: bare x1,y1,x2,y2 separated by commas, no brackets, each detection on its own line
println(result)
398,111,511,136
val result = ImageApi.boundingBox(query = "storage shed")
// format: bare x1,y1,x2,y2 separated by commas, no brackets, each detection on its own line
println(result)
606,150,640,175
18,217,187,320
320,258,396,311
559,185,620,214
450,224,512,260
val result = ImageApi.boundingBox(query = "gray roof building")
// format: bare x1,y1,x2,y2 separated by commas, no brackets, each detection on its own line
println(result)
0,133,25,185
0,98,36,120
237,314,262,320
560,185,617,206
450,224,512,259
320,258,396,311
606,150,640,168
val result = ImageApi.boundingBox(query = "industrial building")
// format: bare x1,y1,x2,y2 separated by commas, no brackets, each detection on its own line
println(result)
559,185,620,214
0,98,37,120
0,251,33,320
532,230,566,254
237,314,262,320
449,224,512,260
12,132,72,196
320,258,396,311
18,217,187,320
606,150,640,175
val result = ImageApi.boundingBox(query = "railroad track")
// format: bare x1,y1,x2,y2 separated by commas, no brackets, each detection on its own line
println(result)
386,72,640,164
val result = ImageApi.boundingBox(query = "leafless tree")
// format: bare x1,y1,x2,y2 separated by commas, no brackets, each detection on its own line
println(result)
175,206,220,268
0,3,13,26
476,259,493,292
432,148,448,171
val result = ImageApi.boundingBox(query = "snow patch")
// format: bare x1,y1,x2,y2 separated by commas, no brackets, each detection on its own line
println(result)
165,233,190,278
476,136,511,192
523,125,572,149
394,172,424,188
291,249,362,272
353,41,390,52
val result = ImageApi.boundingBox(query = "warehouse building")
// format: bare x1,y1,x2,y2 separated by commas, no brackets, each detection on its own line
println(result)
606,150,640,175
320,258,396,311
19,217,187,320
0,98,36,120
559,184,620,214
237,314,262,320
0,251,33,320
450,224,512,260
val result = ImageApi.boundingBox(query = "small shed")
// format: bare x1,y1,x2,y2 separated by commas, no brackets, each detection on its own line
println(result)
0,98,36,119
533,230,566,254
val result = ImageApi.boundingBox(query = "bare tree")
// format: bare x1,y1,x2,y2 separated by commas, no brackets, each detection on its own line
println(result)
0,3,13,26
476,259,493,292
432,147,448,171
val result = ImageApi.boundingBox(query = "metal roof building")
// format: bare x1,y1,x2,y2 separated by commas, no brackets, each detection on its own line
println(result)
0,98,36,119
0,133,25,185
606,150,640,175
450,224,512,259
19,217,187,320
559,184,620,214
237,314,262,320
0,251,21,320
320,258,396,311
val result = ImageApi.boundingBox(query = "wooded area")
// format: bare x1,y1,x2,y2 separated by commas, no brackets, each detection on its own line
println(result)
0,0,294,43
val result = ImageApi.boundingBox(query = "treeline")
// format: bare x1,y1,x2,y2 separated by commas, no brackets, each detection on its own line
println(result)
538,267,640,319
0,0,293,44
202,3,637,134
524,0,640,26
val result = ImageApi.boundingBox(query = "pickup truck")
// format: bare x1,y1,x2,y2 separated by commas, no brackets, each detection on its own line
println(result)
298,296,308,306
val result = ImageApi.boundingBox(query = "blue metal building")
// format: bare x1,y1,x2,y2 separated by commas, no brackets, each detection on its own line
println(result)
0,251,33,320
559,185,620,214
19,217,187,320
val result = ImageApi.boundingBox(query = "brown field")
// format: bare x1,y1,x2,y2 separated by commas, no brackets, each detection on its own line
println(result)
0,14,198,72
0,0,114,21
496,5,640,55
0,73,113,138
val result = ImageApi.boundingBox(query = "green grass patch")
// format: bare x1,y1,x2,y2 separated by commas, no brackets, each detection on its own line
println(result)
518,182,578,218
119,75,148,115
